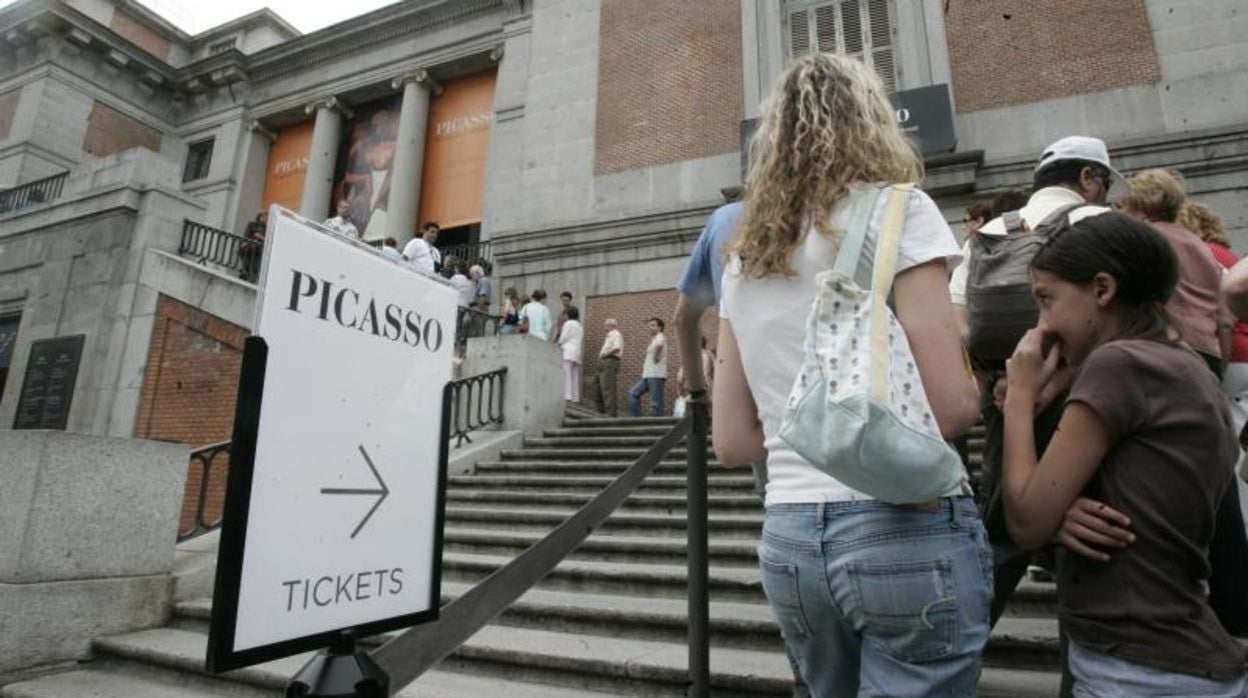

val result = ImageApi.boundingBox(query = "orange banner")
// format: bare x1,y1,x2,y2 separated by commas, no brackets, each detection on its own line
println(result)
260,120,314,215
418,69,497,229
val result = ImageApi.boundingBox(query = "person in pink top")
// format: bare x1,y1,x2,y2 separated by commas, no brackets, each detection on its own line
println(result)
1181,201,1248,371
1118,169,1226,374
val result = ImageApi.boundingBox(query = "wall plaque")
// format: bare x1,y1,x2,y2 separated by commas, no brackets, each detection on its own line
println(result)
13,334,85,430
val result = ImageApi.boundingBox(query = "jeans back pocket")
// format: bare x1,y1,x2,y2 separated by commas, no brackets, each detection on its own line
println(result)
759,557,813,639
846,558,958,662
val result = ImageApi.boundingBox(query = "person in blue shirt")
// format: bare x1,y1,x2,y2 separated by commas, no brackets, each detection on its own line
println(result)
673,200,742,401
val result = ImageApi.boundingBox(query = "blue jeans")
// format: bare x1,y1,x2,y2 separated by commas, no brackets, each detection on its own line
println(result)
1069,640,1248,697
759,497,992,697
628,377,664,417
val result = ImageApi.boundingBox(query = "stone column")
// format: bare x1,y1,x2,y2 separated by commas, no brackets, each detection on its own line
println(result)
229,120,276,234
300,97,352,220
386,70,439,244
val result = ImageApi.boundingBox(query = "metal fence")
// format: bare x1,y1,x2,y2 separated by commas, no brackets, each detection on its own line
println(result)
177,440,231,542
455,306,502,350
179,219,255,279
447,367,507,447
0,171,68,214
440,241,493,271
374,402,712,697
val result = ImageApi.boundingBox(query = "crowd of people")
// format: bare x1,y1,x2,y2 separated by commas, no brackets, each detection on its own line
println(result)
678,52,1248,697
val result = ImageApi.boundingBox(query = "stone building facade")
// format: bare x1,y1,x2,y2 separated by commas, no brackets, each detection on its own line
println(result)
1,0,1246,456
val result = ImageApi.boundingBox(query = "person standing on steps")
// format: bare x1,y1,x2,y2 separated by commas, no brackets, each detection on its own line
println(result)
594,318,623,416
628,318,667,417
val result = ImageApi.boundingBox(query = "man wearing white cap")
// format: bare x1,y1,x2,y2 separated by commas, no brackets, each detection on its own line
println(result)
952,136,1119,632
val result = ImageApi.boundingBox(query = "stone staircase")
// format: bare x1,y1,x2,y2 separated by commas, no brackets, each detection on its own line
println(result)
3,413,1059,697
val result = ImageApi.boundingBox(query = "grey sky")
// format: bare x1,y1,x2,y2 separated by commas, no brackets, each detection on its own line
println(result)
0,0,401,34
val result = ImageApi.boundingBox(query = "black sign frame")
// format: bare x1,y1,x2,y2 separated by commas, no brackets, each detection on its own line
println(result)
205,336,451,673
12,334,85,431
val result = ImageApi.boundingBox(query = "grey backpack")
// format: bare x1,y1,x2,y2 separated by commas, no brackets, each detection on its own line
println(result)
965,203,1085,366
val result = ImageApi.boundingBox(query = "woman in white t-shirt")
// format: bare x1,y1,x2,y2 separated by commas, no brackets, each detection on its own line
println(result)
712,53,987,696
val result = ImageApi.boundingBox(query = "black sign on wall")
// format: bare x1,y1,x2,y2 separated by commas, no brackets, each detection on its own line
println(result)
889,84,957,155
13,334,85,431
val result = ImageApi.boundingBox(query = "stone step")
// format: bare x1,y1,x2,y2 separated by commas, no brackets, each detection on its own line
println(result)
447,474,756,493
562,417,681,428
525,436,700,449
1,669,237,698
444,505,763,537
442,526,759,566
544,426,685,438
501,447,702,461
81,628,625,697
441,551,762,601
446,488,763,513
469,460,748,478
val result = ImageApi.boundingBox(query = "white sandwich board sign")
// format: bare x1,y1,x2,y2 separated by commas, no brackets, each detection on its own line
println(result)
207,206,456,671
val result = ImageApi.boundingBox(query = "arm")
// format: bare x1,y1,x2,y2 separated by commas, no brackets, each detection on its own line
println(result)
1224,256,1248,320
893,259,981,438
1003,330,1112,549
674,295,707,395
711,319,766,467
1218,298,1236,364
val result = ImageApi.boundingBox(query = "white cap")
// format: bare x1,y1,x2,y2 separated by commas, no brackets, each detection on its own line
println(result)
1035,136,1124,183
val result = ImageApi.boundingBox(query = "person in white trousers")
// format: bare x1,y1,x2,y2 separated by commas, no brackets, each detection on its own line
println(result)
558,306,584,402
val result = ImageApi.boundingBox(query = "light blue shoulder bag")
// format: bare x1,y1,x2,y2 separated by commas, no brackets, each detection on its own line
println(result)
778,184,967,503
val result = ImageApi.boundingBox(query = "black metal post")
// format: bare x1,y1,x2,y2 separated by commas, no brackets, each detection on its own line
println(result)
685,401,710,697
285,631,390,697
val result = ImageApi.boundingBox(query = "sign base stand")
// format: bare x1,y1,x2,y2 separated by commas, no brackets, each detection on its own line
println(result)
285,632,390,697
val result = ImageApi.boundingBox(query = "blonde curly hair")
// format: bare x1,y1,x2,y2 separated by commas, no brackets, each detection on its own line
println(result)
732,53,921,278
1177,201,1229,247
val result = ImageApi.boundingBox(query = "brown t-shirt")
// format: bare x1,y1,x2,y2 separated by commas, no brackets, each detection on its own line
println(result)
1062,339,1247,680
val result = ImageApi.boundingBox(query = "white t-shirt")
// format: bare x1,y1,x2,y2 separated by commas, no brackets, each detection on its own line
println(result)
451,274,475,307
323,216,359,240
720,184,962,506
947,186,1111,304
520,301,552,340
642,333,667,378
558,319,584,363
380,245,402,261
403,237,436,275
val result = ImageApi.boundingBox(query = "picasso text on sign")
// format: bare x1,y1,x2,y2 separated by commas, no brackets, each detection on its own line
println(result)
285,269,445,352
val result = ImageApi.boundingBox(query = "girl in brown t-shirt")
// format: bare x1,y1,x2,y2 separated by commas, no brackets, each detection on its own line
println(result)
1001,211,1247,695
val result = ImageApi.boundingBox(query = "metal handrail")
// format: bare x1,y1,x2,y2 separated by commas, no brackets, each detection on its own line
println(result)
178,440,231,542
373,402,711,697
439,241,493,270
179,219,254,279
0,171,68,214
447,367,507,446
455,306,502,350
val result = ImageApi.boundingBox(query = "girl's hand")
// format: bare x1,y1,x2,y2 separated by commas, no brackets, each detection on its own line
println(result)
1006,329,1061,399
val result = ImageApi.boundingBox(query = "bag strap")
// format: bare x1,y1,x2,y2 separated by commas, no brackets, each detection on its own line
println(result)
832,186,883,280
868,183,915,400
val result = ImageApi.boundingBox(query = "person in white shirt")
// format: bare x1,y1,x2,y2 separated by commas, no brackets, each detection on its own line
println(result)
449,261,475,307
557,306,585,402
518,289,552,340
402,223,440,275
628,318,667,416
380,237,402,261
323,200,359,240
594,318,623,415
470,265,492,313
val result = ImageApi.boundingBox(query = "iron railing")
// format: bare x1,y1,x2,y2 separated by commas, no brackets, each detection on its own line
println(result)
0,171,68,214
448,367,507,446
179,219,255,279
373,402,712,697
178,440,231,542
455,306,502,349
440,241,493,271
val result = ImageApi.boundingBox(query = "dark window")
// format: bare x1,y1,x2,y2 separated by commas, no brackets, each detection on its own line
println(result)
787,0,896,92
183,138,214,183
0,314,20,402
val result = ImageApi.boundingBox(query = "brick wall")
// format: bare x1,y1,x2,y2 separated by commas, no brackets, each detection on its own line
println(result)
0,88,18,141
82,101,162,158
582,289,718,415
109,10,172,61
945,0,1160,112
134,296,246,535
594,0,743,174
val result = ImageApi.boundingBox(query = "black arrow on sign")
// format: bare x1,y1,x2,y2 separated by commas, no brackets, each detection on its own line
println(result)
320,445,390,539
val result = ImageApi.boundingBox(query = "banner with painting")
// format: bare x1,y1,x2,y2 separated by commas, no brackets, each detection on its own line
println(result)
332,95,401,241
